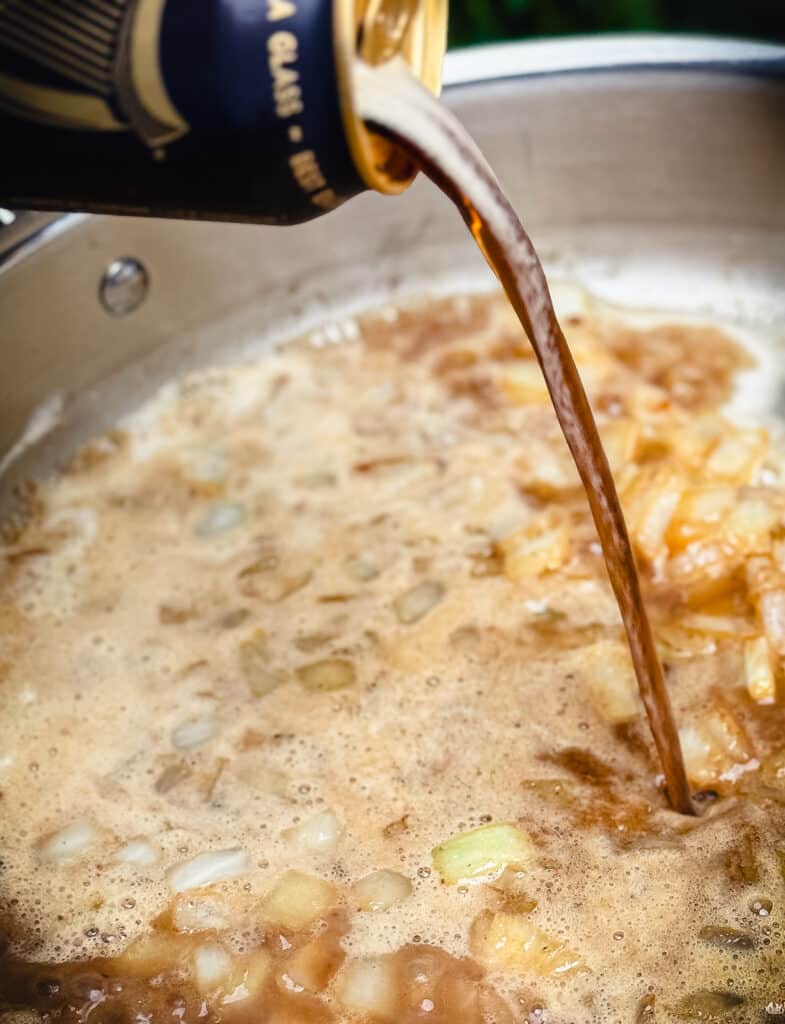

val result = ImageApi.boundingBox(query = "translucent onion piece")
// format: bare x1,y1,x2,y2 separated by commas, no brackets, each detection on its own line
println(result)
114,837,159,866
432,823,534,885
744,637,777,705
345,552,381,581
760,590,785,657
220,952,271,1006
583,640,641,724
296,658,356,691
180,447,230,489
667,484,736,551
167,848,250,893
261,870,336,930
499,362,550,405
673,990,745,1019
284,810,341,855
337,957,399,1021
281,931,345,994
471,910,584,976
120,931,193,974
499,520,570,581
172,715,219,749
705,429,768,485
600,418,640,472
195,503,246,537
678,706,755,788
722,497,779,555
239,629,287,697
172,893,232,933
352,870,413,912
622,467,684,562
37,820,96,865
194,942,233,991
394,580,445,624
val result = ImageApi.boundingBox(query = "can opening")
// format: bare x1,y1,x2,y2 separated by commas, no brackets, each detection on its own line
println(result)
334,0,447,195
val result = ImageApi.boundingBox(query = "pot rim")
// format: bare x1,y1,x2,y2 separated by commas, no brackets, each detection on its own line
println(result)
443,32,785,87
1,33,783,271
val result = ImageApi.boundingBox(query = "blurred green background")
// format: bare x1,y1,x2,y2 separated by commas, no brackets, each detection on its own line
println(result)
448,0,785,47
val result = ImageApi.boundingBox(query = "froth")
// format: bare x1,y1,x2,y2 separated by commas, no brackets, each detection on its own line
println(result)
1,292,784,1023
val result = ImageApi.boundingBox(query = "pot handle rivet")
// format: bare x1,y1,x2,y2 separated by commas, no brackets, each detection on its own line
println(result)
99,257,149,316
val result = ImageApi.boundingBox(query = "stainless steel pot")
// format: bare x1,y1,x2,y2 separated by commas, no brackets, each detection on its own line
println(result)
1,35,784,516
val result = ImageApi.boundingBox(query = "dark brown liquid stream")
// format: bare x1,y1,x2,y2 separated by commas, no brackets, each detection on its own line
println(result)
358,61,694,815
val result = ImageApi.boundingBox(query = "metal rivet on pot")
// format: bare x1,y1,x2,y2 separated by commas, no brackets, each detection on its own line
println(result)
99,257,149,316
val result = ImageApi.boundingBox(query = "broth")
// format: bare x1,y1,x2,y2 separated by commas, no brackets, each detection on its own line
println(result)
1,292,784,1022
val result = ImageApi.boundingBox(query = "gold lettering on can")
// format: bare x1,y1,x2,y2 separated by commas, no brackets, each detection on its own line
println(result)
311,188,339,210
289,150,327,192
267,0,297,21
267,31,304,118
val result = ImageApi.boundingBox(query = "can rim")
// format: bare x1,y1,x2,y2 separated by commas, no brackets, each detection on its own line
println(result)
334,0,447,195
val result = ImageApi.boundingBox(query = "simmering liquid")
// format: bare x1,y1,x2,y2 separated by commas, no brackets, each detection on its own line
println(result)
3,62,785,1024
2,291,785,1022
356,59,692,814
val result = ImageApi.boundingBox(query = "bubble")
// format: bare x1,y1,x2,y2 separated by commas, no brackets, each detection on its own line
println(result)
750,898,773,917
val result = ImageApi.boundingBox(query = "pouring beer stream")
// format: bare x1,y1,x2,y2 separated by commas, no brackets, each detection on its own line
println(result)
356,58,695,815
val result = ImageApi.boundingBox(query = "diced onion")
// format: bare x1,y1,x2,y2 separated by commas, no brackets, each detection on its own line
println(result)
744,636,777,705
220,952,271,1006
471,910,584,976
394,581,445,624
239,629,287,697
760,590,785,657
622,467,684,562
281,933,344,994
352,870,413,912
296,658,356,691
498,520,570,581
723,497,779,556
499,362,550,405
344,552,380,581
261,870,336,930
194,942,232,991
666,484,736,551
705,429,768,484
114,837,159,866
583,640,641,724
172,715,219,749
195,503,246,537
37,820,96,865
180,447,230,489
167,848,249,893
600,419,640,472
432,823,534,885
172,893,232,933
681,614,757,639
636,483,684,561
678,705,755,788
284,810,341,854
337,957,399,1021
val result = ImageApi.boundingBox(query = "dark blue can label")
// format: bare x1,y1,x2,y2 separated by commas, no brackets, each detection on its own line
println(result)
0,0,366,223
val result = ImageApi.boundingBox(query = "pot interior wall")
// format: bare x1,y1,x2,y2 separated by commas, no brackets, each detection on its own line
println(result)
1,53,784,515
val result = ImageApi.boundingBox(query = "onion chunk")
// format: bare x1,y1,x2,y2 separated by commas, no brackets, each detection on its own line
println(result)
261,870,336,930
352,870,413,912
432,823,534,884
471,910,584,976
167,848,249,893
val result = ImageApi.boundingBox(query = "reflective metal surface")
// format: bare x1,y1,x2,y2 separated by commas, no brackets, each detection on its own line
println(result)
1,37,784,514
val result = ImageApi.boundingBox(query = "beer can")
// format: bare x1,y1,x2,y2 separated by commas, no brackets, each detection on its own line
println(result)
0,0,447,224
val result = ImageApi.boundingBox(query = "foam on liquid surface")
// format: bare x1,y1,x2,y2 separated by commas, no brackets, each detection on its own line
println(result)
1,293,785,1023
